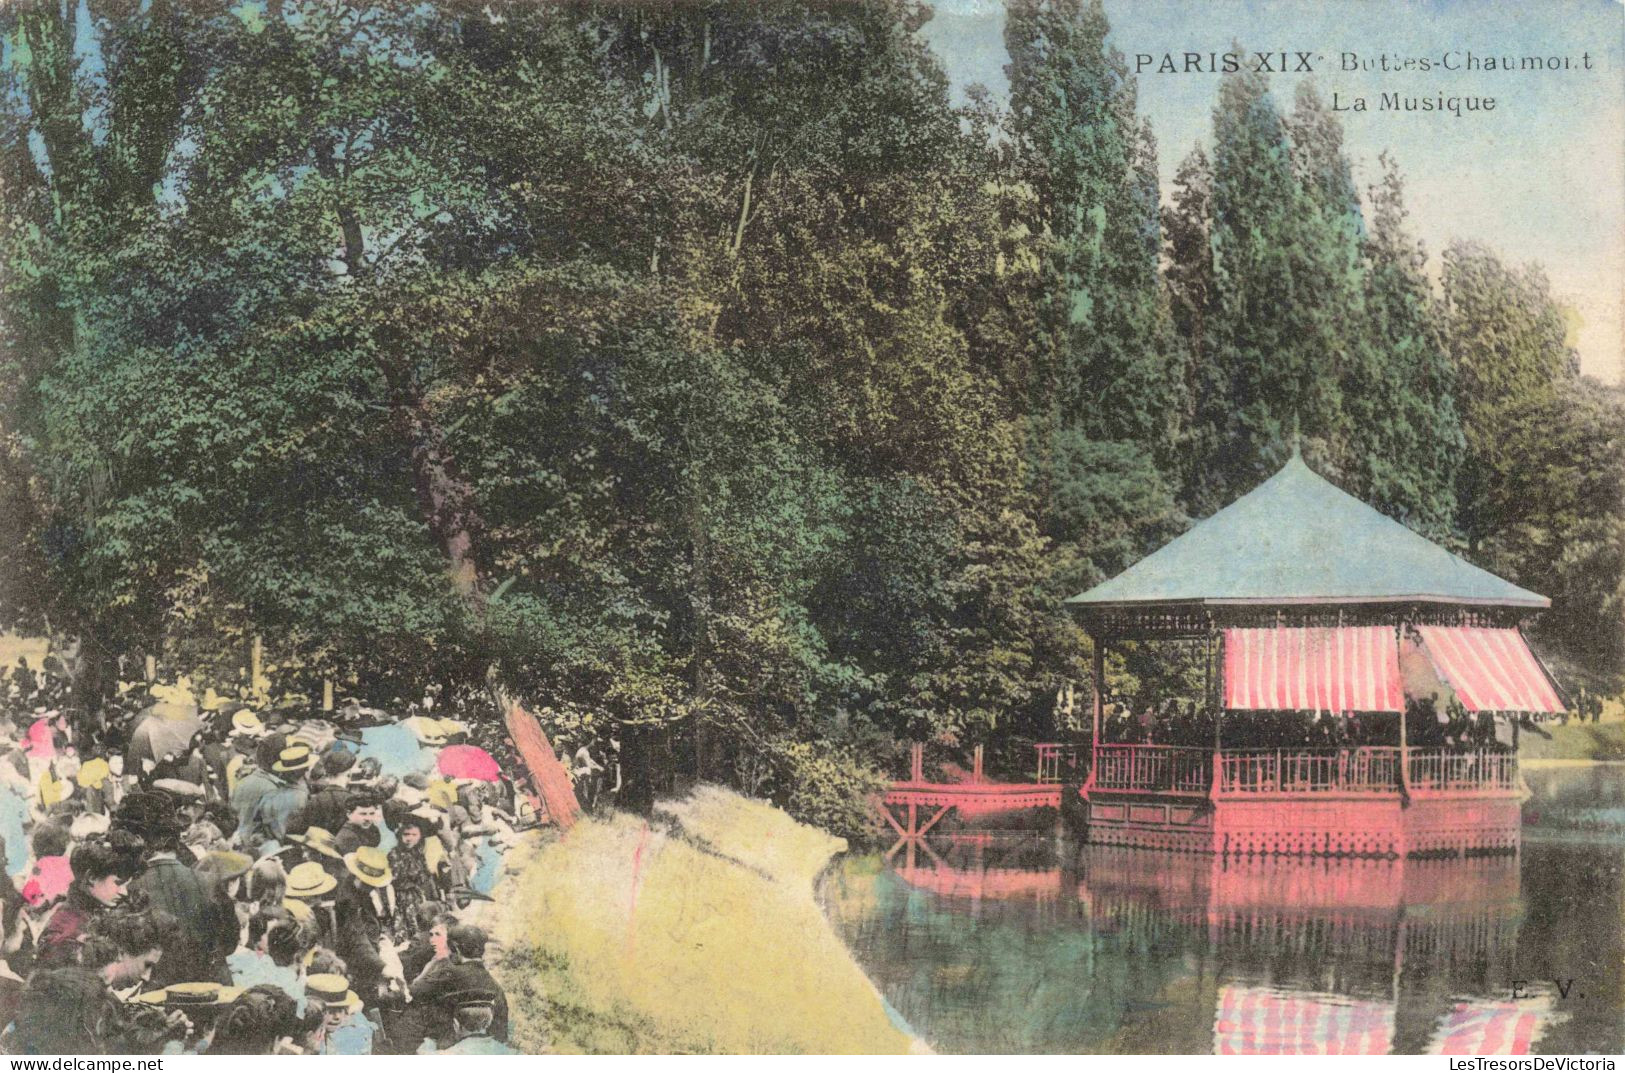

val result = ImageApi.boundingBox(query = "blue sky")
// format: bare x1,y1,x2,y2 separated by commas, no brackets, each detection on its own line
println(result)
923,0,1624,383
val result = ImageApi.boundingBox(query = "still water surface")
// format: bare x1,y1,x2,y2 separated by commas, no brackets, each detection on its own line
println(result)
820,768,1623,1055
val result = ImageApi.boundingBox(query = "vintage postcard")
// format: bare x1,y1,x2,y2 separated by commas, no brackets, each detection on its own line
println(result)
0,0,1619,1060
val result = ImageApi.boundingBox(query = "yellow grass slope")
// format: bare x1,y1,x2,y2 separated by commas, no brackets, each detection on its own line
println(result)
488,785,915,1054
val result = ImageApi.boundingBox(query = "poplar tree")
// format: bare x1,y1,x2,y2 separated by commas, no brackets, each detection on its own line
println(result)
1354,154,1463,536
1441,242,1624,683
1003,0,1183,596
1187,57,1304,510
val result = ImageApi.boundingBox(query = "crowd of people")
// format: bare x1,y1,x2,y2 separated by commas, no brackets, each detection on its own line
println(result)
1096,696,1529,752
0,654,565,1055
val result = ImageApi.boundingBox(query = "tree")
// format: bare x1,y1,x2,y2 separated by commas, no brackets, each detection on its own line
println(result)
1161,144,1211,461
1003,0,1185,600
1441,240,1574,552
1351,154,1463,537
1189,66,1371,510
1441,241,1622,686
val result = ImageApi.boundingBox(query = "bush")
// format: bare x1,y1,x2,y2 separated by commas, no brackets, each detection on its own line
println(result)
770,740,889,845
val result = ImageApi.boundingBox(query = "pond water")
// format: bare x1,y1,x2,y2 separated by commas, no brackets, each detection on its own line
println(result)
820,768,1624,1055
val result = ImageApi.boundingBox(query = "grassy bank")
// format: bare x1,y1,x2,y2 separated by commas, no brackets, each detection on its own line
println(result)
1518,699,1625,763
486,785,915,1055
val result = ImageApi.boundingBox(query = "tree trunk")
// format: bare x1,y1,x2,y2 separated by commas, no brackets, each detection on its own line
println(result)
618,722,656,815
405,405,484,601
686,483,714,784
395,397,582,826
312,142,366,277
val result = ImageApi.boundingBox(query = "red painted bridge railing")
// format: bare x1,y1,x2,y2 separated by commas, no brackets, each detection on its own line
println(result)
1034,743,1084,783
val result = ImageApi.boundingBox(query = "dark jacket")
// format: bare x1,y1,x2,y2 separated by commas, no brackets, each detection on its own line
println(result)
333,882,390,998
129,856,237,986
407,958,509,1046
293,783,351,836
10,966,175,1054
334,822,381,856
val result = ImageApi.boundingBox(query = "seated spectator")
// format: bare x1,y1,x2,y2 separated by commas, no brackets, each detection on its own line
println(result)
406,922,508,1050
436,990,517,1055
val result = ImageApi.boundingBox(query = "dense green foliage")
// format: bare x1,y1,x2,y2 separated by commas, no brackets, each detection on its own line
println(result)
0,2,1619,823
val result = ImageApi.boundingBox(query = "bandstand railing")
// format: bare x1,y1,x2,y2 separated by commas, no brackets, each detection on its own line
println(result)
1019,744,1519,796
1063,746,1515,797
1407,748,1518,791
1094,744,1211,794
1215,747,1403,794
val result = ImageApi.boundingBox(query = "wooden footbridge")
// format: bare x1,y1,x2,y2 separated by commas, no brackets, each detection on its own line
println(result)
876,744,1066,850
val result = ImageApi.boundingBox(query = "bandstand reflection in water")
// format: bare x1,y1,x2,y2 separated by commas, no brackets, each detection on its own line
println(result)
821,829,1617,1055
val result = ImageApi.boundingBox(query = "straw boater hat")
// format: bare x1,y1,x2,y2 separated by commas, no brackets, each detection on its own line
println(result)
305,973,362,1015
281,896,315,925
284,861,338,900
344,845,392,888
288,826,344,860
132,981,243,1007
230,709,268,738
270,742,316,774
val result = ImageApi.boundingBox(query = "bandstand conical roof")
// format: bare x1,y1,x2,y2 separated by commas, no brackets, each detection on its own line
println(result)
1067,454,1547,610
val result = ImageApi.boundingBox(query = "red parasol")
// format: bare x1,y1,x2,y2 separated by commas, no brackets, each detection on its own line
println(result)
437,743,502,782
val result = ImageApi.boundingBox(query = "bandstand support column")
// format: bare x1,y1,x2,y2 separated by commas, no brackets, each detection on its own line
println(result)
1396,626,1411,802
1211,630,1223,797
1089,634,1104,789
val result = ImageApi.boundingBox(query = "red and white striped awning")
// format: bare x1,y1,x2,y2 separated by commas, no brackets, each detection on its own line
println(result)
1427,997,1552,1055
1414,626,1564,713
1224,627,1404,712
1215,986,1395,1055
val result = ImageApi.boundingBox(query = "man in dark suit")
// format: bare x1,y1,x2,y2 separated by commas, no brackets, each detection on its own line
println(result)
405,923,508,1050
333,845,395,1000
117,793,238,986
293,749,359,835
